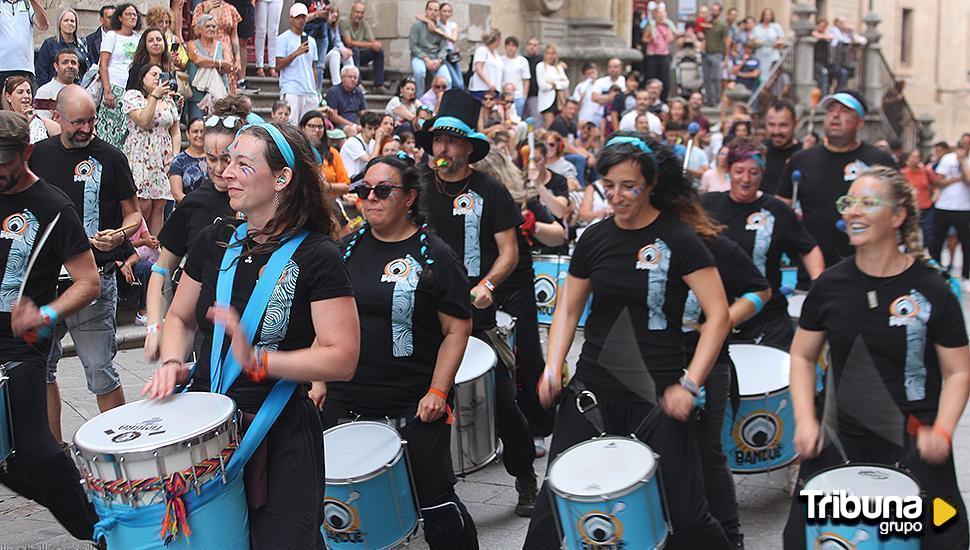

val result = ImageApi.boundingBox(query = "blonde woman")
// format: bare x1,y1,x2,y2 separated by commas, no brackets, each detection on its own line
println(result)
535,44,569,128
36,8,90,84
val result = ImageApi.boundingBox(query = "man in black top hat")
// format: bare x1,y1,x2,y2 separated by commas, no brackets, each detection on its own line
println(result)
416,89,539,516
0,110,102,544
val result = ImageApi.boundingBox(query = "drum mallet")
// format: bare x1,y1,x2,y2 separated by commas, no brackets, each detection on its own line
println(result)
682,122,700,176
791,169,802,214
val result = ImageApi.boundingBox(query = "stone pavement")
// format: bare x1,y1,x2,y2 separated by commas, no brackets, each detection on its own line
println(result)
3,311,970,548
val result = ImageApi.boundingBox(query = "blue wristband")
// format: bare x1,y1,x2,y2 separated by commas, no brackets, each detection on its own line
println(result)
740,292,765,314
150,264,171,278
39,305,58,327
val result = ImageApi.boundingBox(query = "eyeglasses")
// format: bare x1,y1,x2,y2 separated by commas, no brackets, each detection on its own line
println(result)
304,123,325,130
835,194,895,214
205,115,242,129
350,182,404,200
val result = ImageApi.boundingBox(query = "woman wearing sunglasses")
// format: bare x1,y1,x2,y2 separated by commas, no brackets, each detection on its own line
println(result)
319,156,479,549
782,166,970,548
143,121,359,547
525,132,733,548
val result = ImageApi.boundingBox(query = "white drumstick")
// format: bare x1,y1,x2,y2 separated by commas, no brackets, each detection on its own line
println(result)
15,212,61,303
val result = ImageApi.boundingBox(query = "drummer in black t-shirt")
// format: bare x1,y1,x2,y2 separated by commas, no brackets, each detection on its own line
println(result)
0,111,101,543
702,138,825,349
143,122,360,548
415,89,539,516
320,156,479,549
526,132,733,549
783,166,970,549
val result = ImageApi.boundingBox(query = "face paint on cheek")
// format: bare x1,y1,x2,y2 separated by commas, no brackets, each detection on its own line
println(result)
628,186,643,197
240,165,256,177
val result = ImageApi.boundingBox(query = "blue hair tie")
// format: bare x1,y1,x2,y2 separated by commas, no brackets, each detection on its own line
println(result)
751,153,766,169
237,122,296,169
605,136,653,153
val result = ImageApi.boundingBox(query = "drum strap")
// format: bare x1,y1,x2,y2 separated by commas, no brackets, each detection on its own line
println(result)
568,380,607,437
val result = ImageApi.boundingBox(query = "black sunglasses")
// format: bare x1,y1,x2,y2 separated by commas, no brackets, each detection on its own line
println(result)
350,182,404,200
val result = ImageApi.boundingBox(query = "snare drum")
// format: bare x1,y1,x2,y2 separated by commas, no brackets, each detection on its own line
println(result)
533,254,591,327
322,421,420,549
450,337,499,475
722,344,798,473
0,366,14,467
495,311,516,354
548,437,670,549
73,393,248,549
803,464,921,549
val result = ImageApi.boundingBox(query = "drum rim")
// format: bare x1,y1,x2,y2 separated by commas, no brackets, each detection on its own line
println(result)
728,344,791,395
455,337,498,382
323,421,407,484
547,436,659,501
802,462,924,497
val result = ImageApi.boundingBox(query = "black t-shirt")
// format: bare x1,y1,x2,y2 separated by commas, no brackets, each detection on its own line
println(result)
29,136,137,267
535,171,570,256
327,229,471,416
777,143,896,266
423,170,523,330
183,223,354,412
158,183,236,258
548,116,577,141
762,139,800,196
799,258,967,433
0,180,90,362
569,212,715,400
505,197,555,290
701,191,816,326
683,234,769,364
526,54,541,98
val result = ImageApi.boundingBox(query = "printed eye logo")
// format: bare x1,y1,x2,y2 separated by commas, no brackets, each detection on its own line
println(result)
74,160,94,178
534,274,558,306
889,296,919,318
578,512,621,544
738,412,781,450
637,244,661,267
2,213,28,235
843,160,869,182
745,212,765,228
453,193,475,211
384,258,412,278
322,498,359,533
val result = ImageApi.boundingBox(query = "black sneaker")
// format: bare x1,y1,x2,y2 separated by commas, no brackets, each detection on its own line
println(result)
515,474,538,517
237,80,261,94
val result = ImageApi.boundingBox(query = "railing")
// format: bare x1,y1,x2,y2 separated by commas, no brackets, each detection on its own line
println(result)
747,42,796,126
875,50,921,151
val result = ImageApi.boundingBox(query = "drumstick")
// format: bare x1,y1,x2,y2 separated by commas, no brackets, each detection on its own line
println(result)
15,212,61,304
109,222,141,237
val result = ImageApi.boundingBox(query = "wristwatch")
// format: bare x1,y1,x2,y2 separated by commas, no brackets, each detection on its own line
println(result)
679,374,700,397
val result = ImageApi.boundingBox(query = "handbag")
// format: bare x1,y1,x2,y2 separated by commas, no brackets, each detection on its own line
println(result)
81,64,103,103
446,50,462,64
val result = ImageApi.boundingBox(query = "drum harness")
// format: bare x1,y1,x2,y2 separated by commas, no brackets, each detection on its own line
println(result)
569,380,665,442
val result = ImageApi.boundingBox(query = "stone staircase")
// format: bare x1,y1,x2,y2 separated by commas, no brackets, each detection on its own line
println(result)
241,63,396,118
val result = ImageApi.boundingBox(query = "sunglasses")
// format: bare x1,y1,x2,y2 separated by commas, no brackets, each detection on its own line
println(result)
350,182,404,200
835,194,895,214
205,115,243,129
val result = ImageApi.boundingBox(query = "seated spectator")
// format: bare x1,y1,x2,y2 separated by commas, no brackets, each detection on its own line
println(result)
571,63,601,126
502,36,530,117
477,90,505,136
547,99,592,185
542,131,579,183
409,0,452,97
326,66,368,127
601,84,623,135
619,89,663,134
469,30,504,100
419,76,448,111
618,72,640,116
499,83,528,141
726,119,752,141
2,76,59,142
733,42,761,92
36,9,89,86
1,0,48,89
271,99,291,123
35,49,80,120
375,113,395,151
379,135,402,156
699,145,730,192
85,6,115,73
340,110,381,178
667,96,691,126
300,110,350,195
644,78,669,114
186,14,232,119
342,1,387,93
385,79,422,130
664,120,708,186
327,127,348,148
592,57,626,120
415,104,434,129
318,5,355,88
399,130,419,160
169,117,207,202
416,1,462,91
277,3,320,124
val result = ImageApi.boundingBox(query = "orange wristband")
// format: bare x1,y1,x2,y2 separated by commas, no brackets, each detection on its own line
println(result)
427,387,447,400
933,425,953,446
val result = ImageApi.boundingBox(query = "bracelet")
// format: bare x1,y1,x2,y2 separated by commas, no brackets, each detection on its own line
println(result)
162,358,184,367
679,373,700,397
427,387,447,400
481,279,495,292
146,323,158,334
247,349,269,383
740,292,765,314
39,305,58,327
150,264,171,277
933,424,953,446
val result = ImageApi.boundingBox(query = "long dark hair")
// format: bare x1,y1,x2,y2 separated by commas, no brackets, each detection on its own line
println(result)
110,3,143,32
298,110,333,163
126,62,162,93
234,123,335,254
596,131,720,237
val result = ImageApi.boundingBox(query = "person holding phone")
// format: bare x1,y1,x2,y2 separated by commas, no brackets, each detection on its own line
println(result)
2,76,60,143
276,3,319,124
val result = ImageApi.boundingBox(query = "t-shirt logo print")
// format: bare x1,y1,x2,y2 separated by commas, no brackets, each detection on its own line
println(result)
74,158,103,238
745,209,775,275
888,290,931,401
452,192,476,216
453,190,484,277
0,209,39,312
636,239,671,330
843,160,869,182
381,257,413,283
385,255,423,357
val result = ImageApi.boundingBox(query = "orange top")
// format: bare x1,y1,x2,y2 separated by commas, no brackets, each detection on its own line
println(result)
321,147,350,186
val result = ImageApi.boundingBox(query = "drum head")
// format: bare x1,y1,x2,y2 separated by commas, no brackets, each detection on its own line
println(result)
548,437,656,498
324,421,402,481
787,294,806,320
73,393,236,455
804,465,920,497
455,337,497,384
729,344,791,395
496,311,514,329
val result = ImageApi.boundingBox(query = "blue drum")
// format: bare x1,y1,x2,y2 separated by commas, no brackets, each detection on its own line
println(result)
322,421,420,549
723,344,798,473
0,366,13,467
548,436,670,549
533,254,591,327
803,464,921,549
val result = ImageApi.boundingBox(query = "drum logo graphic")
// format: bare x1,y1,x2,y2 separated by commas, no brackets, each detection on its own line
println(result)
888,295,921,327
453,193,475,216
323,491,366,543
534,273,558,317
744,211,767,231
635,243,663,270
732,403,785,466
381,258,412,283
1,212,29,240
576,508,626,548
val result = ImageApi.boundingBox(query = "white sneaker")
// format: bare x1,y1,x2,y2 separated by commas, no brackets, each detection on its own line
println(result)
135,312,148,326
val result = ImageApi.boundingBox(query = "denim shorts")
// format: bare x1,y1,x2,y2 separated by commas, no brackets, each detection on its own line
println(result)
46,273,122,395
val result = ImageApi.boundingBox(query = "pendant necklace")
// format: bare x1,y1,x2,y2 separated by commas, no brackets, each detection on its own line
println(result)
858,256,911,310
435,171,472,197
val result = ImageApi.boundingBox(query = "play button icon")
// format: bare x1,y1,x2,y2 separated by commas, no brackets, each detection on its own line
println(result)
933,497,957,527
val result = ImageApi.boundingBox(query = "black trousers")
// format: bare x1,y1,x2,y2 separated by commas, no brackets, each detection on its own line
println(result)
732,309,795,351
494,282,556,437
320,403,479,550
930,208,970,279
643,54,672,102
352,47,385,87
0,360,98,541
474,329,537,479
782,426,969,549
523,384,730,549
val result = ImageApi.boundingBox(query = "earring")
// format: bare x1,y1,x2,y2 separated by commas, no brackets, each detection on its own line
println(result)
274,191,280,206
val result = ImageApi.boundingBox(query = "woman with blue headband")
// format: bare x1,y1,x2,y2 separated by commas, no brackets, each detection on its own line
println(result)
700,137,825,350
143,122,360,547
525,131,734,549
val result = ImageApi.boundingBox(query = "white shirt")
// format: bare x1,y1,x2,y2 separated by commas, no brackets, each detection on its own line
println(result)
35,79,68,120
619,110,663,135
276,30,318,96
340,135,369,178
501,55,530,99
593,75,626,97
437,19,457,51
101,31,141,89
934,152,970,211
0,0,34,73
469,46,503,92
385,96,422,126
571,78,601,125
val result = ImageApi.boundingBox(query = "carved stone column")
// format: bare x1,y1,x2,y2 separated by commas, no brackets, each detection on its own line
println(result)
791,2,817,111
862,11,883,111
917,113,935,158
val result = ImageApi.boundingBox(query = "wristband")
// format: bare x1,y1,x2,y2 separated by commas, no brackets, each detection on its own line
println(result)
933,424,953,446
679,374,700,397
247,349,269,383
39,305,58,327
482,279,495,292
162,358,184,367
740,292,765,314
427,387,447,400
146,323,159,334
150,264,171,278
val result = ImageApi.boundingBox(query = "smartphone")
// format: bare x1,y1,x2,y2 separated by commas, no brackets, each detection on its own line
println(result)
300,33,308,44
160,72,178,93
171,42,179,53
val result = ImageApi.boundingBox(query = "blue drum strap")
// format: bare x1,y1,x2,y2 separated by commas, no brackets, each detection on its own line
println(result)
226,379,296,478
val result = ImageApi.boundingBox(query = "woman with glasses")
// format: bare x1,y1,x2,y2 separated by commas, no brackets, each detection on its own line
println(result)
169,117,208,203
524,132,733,548
97,2,143,149
299,110,349,194
319,156,479,549
783,166,970,549
700,138,824,350
385,79,422,131
143,121,359,547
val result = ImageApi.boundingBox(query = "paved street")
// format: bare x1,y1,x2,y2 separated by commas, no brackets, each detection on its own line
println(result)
2,305,970,549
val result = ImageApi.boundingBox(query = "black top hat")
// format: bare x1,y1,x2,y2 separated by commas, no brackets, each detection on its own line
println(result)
414,89,491,163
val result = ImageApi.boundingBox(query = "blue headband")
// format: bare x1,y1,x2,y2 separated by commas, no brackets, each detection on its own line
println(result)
751,153,766,168
605,136,654,153
823,93,866,118
430,116,489,143
237,123,296,169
